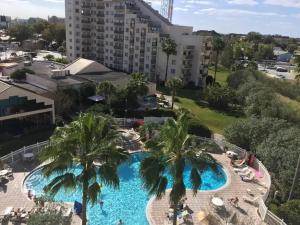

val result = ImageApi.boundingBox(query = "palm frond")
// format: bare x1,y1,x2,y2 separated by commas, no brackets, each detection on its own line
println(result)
190,168,201,195
88,182,102,205
44,173,76,196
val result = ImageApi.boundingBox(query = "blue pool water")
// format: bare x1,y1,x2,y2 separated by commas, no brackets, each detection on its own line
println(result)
24,153,227,225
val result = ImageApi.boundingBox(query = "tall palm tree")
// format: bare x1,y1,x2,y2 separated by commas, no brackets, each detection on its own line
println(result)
212,37,225,84
166,77,183,109
40,113,129,225
96,81,116,111
139,113,218,225
162,38,177,83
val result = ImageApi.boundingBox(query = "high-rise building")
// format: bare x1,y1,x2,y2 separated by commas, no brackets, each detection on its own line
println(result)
0,16,11,29
65,0,213,87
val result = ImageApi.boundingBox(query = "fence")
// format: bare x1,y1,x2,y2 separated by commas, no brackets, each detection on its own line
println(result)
0,141,48,164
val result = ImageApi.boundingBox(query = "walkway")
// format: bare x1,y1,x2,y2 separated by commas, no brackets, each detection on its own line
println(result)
0,160,81,225
147,153,269,225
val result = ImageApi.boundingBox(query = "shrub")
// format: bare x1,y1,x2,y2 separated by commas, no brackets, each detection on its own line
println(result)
269,200,300,225
188,119,212,138
205,85,236,110
10,68,35,80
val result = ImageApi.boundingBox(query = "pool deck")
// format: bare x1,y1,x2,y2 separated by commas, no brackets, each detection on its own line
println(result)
146,152,269,225
0,160,82,225
0,149,269,225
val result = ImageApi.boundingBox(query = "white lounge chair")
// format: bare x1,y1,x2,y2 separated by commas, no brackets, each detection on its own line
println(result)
242,196,259,205
233,166,249,173
242,172,255,182
238,169,251,177
63,208,72,218
3,207,13,216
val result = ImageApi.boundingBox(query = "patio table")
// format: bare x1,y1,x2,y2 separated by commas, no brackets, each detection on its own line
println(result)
211,197,224,207
23,153,34,161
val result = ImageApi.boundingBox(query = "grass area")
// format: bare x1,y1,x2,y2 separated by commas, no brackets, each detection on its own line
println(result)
278,94,300,119
0,128,54,157
157,86,243,134
208,65,230,85
176,97,243,134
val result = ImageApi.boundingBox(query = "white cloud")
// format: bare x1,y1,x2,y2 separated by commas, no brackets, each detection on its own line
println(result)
264,0,300,8
193,8,286,17
182,0,213,5
227,0,258,5
174,7,189,12
44,0,64,3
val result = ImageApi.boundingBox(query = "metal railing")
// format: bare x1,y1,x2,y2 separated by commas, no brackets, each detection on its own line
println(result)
0,141,48,164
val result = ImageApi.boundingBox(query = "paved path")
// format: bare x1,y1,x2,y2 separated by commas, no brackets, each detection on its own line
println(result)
147,153,269,225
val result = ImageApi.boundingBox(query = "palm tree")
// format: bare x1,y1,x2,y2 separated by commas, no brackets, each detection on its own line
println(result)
96,81,116,111
139,113,218,225
166,77,183,109
39,113,129,225
212,37,225,84
162,38,177,83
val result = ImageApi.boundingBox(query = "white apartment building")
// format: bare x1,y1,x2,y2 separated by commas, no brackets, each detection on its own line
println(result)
65,0,213,87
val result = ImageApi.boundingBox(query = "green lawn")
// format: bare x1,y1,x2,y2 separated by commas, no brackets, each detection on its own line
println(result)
208,66,230,85
278,94,300,119
176,97,243,134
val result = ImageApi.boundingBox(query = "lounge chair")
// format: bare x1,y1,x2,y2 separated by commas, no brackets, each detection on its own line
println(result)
233,166,249,173
241,172,255,182
63,208,72,218
232,159,246,168
238,169,252,177
242,196,259,205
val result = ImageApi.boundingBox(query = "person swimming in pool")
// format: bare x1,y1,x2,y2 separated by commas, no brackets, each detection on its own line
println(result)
117,219,124,225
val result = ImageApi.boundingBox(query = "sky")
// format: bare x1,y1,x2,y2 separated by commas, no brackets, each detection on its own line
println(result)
0,0,299,37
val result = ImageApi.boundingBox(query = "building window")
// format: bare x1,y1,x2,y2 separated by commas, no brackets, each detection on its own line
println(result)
172,60,176,65
136,28,139,33
145,64,149,69
171,69,176,74
135,46,139,50
136,37,139,42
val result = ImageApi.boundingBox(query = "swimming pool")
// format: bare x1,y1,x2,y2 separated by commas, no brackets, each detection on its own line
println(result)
24,153,227,225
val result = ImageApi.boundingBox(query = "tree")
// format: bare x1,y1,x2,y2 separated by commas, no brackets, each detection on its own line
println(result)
246,61,258,71
166,77,183,109
44,54,55,61
10,68,35,80
127,73,149,97
246,32,262,43
140,113,217,225
221,42,234,69
28,210,69,225
212,37,225,84
40,113,129,225
271,200,300,225
8,24,32,42
205,85,236,110
162,38,177,83
96,81,116,111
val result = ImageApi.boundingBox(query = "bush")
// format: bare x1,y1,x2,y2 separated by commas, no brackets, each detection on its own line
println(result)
86,104,110,114
44,54,55,61
10,68,35,80
270,200,300,225
54,58,68,64
205,85,236,110
188,119,212,138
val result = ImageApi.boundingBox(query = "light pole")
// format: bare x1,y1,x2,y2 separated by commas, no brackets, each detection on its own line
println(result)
288,152,300,201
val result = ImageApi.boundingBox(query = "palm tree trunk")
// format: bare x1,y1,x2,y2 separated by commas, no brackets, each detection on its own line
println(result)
171,90,175,109
164,55,170,84
172,203,178,225
81,175,89,225
214,51,219,85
